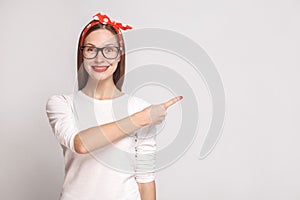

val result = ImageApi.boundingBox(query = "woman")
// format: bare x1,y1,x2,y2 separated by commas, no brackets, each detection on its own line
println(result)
46,12,183,200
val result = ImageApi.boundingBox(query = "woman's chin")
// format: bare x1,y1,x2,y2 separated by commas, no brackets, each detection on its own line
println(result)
89,72,112,82
85,65,116,81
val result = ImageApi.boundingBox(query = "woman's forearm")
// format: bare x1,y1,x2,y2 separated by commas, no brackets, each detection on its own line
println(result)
74,111,149,154
138,181,156,200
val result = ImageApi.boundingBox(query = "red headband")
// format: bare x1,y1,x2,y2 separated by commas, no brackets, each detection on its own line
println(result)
80,12,133,48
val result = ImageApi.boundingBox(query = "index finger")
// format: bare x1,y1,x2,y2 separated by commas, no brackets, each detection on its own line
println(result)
161,96,183,109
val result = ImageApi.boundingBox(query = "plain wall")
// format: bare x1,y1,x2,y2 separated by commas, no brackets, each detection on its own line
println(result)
0,0,299,199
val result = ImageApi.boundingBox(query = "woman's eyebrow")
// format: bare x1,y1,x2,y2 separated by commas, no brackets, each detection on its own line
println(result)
84,42,118,47
85,43,96,46
104,43,117,46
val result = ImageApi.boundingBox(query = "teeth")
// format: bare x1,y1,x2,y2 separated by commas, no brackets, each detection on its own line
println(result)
93,66,109,69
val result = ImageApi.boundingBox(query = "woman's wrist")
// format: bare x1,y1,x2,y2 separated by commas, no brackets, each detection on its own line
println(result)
132,111,150,127
114,111,149,136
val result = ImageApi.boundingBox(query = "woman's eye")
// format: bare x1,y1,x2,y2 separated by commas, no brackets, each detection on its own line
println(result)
106,47,113,52
105,47,118,53
87,47,94,52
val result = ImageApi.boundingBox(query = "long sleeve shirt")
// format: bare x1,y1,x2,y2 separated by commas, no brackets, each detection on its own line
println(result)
46,90,157,200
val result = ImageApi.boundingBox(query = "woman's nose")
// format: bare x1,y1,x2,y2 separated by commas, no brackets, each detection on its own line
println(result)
95,50,106,62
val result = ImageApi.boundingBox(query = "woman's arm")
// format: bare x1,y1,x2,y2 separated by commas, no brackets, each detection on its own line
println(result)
74,96,182,153
138,181,156,200
74,110,151,154
46,95,182,154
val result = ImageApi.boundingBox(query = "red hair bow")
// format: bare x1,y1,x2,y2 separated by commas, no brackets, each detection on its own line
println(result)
92,12,132,32
80,12,132,47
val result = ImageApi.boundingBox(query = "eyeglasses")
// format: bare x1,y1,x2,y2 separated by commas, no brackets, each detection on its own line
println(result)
80,45,121,60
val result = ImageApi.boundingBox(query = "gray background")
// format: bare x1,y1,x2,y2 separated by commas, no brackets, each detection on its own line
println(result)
1,0,299,199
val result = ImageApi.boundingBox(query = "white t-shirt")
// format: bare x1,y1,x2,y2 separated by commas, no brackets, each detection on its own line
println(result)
46,90,157,200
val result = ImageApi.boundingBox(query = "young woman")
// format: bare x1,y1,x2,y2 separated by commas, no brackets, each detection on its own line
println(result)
46,12,183,200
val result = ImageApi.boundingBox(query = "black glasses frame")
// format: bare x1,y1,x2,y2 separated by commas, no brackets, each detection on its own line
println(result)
80,45,121,60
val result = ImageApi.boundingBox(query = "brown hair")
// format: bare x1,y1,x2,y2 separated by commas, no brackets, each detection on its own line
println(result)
77,21,126,91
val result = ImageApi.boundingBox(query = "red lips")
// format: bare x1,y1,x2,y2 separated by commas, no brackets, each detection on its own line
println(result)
92,66,109,72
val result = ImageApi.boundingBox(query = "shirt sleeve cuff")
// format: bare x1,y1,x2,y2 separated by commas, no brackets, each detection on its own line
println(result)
135,173,155,183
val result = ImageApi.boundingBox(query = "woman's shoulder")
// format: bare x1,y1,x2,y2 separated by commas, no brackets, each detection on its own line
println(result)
46,93,73,102
45,93,74,109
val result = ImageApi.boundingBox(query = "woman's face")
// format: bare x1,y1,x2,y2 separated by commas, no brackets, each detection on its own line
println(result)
83,29,121,82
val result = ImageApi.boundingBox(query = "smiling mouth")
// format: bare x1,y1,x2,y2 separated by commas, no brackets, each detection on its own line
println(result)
92,66,109,72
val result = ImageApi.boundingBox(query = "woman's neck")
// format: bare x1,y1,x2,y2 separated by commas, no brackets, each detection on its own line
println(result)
81,77,123,100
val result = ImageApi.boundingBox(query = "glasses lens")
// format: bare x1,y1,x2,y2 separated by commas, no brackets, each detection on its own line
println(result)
103,46,119,59
83,46,97,59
